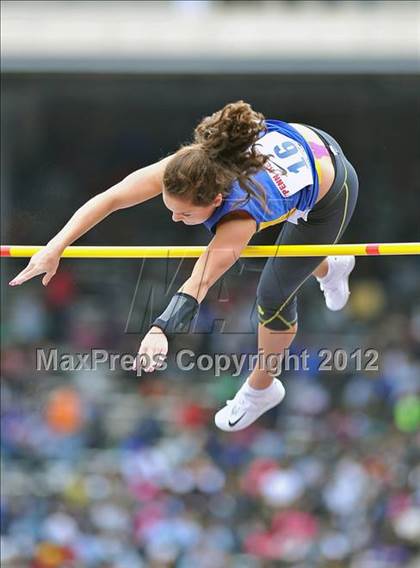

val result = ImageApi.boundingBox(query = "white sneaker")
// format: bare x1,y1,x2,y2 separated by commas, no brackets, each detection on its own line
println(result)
214,378,286,432
317,255,355,311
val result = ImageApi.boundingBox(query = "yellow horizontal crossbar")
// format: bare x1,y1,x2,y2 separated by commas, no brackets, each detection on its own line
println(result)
1,243,420,258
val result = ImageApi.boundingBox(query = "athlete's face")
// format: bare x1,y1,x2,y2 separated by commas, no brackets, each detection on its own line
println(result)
162,191,223,225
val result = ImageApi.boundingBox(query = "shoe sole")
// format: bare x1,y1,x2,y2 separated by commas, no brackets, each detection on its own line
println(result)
326,256,355,311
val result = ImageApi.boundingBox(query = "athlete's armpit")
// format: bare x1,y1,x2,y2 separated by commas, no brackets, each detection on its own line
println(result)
215,210,257,230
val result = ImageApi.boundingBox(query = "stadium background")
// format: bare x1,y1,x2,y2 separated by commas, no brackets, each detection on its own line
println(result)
1,2,420,567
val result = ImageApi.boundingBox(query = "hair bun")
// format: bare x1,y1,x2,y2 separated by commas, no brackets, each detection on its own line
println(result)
164,100,270,213
194,100,266,163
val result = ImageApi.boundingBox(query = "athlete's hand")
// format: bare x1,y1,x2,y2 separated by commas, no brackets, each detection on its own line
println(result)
9,246,62,287
134,326,168,373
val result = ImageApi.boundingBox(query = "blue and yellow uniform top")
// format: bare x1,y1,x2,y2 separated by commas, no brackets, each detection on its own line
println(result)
203,120,321,234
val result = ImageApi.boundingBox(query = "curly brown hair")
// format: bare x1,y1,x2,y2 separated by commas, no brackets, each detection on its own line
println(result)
163,100,271,210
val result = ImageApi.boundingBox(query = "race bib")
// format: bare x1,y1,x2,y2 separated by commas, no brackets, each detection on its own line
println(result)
255,131,313,198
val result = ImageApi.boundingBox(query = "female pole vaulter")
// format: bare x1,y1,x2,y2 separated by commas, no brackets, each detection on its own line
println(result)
9,101,358,431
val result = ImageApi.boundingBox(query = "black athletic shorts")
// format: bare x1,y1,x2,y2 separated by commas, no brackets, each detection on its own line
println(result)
256,125,359,331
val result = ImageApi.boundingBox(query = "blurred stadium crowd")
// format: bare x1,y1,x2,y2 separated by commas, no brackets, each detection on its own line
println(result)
2,34,420,568
2,254,420,567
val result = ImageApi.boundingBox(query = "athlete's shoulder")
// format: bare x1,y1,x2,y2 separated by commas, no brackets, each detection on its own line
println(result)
265,118,289,126
263,119,301,137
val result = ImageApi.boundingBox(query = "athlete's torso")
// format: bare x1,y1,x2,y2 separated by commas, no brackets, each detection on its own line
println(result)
203,120,336,234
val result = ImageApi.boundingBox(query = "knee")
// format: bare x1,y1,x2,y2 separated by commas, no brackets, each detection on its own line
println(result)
257,293,298,332
260,319,298,334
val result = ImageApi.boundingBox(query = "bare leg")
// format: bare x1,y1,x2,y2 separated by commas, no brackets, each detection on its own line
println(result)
248,322,298,389
248,260,328,391
312,258,329,279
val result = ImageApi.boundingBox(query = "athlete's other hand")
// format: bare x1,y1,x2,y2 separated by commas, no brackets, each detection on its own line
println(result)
134,326,168,373
9,246,62,287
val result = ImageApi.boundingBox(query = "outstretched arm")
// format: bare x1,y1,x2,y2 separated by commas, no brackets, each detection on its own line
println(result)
136,211,257,372
9,156,172,286
179,211,257,302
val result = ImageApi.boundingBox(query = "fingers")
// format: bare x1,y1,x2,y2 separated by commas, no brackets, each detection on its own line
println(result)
133,343,168,374
42,271,56,287
132,329,169,374
141,346,160,373
9,265,44,286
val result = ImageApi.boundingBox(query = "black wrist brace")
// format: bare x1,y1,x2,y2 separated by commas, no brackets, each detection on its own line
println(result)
152,292,199,336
